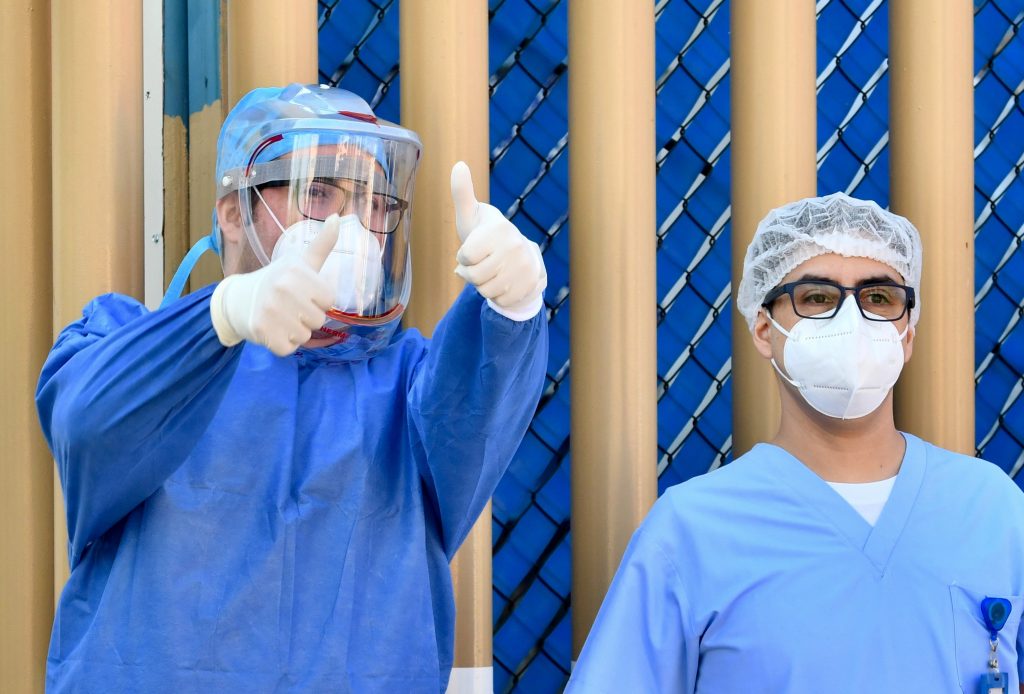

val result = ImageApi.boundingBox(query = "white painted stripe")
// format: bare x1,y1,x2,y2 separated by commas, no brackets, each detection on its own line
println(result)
446,666,493,694
142,0,164,309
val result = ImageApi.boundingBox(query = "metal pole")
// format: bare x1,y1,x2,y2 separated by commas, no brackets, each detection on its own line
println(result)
568,0,658,660
400,2,492,690
890,0,974,454
730,0,817,456
1,2,54,690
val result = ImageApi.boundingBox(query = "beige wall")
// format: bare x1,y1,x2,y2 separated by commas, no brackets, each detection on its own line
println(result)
1,2,55,691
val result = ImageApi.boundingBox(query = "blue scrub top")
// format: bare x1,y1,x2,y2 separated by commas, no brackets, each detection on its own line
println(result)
37,283,548,693
567,435,1024,693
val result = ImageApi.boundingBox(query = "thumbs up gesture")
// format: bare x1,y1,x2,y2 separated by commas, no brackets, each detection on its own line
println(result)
210,215,339,356
450,161,547,321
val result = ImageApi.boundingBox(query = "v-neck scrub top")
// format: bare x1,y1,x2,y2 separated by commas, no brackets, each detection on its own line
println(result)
566,434,1024,694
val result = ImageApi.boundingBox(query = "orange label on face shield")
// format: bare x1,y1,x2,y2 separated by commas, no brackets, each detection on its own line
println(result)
316,324,350,340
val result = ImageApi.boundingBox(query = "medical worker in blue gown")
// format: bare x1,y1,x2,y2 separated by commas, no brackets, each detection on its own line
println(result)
567,194,1024,694
36,84,548,693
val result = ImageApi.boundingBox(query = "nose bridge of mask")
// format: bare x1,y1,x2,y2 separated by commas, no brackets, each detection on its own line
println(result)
768,294,869,340
333,214,380,257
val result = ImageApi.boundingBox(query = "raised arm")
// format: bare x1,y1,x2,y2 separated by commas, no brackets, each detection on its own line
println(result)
407,162,548,556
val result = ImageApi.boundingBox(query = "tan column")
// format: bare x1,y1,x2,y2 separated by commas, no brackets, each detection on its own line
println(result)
890,1,974,454
730,0,817,456
50,0,144,604
400,0,491,683
1,3,54,691
568,0,658,657
225,0,318,108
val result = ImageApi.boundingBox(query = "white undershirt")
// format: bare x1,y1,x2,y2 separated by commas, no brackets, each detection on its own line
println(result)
826,476,897,526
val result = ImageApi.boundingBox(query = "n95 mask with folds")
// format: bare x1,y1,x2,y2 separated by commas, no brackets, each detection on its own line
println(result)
768,297,909,420
271,215,383,316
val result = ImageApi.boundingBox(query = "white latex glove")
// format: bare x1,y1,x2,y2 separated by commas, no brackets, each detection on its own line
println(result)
451,161,547,321
210,216,339,356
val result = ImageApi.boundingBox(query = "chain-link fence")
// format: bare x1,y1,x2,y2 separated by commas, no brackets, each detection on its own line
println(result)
318,1,1024,692
488,2,571,691
975,0,1024,478
653,0,732,495
816,0,890,202
317,0,400,116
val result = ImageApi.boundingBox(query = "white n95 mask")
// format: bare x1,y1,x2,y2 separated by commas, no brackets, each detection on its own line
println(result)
271,215,383,315
768,296,909,419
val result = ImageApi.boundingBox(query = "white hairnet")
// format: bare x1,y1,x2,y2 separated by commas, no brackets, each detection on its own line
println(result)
736,192,923,331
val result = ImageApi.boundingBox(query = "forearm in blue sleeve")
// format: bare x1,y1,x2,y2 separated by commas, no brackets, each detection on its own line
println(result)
408,284,548,557
36,284,243,566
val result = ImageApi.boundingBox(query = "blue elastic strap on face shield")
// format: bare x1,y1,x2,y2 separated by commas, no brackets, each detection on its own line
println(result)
159,230,220,309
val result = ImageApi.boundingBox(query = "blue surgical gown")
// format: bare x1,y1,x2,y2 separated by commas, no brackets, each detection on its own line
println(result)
36,283,547,693
566,434,1024,693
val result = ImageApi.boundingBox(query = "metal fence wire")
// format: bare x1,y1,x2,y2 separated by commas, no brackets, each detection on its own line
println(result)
317,1,1024,692
975,0,1024,477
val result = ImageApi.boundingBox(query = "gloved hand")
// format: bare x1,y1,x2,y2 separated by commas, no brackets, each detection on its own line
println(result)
451,161,547,321
210,215,340,356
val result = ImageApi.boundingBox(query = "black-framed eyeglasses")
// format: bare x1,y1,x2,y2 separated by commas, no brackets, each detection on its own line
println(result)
258,178,408,234
761,280,916,322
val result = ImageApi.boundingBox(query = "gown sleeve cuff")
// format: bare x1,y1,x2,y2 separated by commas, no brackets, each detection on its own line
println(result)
210,277,244,347
485,293,544,322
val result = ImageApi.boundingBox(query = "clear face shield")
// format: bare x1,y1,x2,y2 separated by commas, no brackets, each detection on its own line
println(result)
220,128,420,343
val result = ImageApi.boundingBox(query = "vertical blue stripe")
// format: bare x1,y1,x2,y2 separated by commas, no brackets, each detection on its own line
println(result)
187,0,222,115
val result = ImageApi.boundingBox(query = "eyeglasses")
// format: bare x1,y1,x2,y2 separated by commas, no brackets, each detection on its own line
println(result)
761,280,916,322
260,178,408,234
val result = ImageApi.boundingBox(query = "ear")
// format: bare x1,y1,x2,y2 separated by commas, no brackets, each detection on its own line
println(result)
903,322,915,364
216,193,244,244
750,308,775,360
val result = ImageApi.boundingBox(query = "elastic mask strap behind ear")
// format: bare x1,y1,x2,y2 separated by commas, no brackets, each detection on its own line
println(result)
159,235,217,309
254,186,287,233
762,307,800,388
770,358,801,389
764,308,793,339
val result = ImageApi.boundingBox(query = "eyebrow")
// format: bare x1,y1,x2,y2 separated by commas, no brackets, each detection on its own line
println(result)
796,273,902,286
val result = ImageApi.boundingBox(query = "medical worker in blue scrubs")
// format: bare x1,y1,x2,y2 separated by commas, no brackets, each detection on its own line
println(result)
37,84,548,693
567,193,1024,693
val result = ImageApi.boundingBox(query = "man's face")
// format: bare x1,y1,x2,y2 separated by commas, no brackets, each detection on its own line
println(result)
218,144,389,276
751,252,916,368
